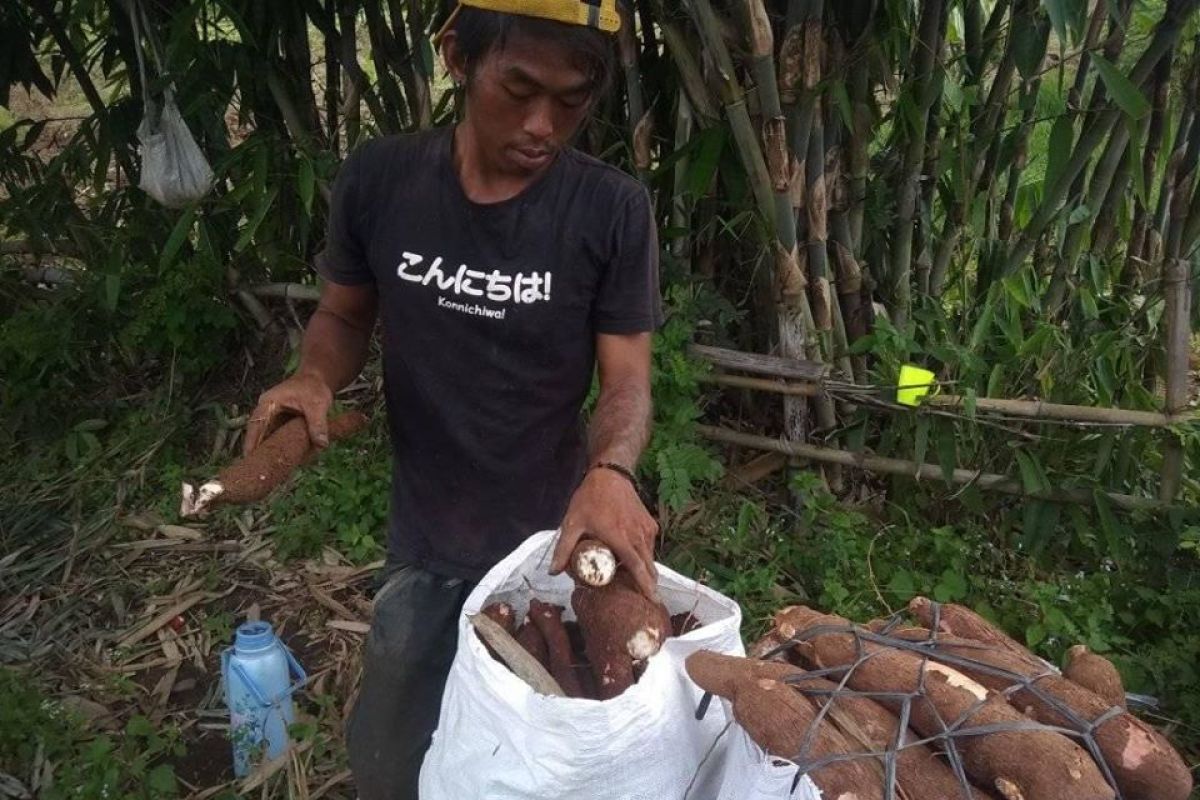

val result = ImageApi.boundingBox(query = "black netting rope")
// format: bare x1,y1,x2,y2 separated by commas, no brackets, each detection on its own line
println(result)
694,602,1129,800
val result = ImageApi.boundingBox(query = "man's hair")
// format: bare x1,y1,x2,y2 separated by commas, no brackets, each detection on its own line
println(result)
449,6,617,98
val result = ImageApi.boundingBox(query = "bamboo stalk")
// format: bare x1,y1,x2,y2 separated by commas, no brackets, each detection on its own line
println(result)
30,0,135,178
363,0,410,128
686,0,775,229
323,0,341,151
700,372,1195,427
1003,0,1199,277
697,425,1176,512
400,0,434,128
619,3,647,177
888,0,945,328
1123,55,1176,285
996,78,1041,244
846,52,871,253
1046,119,1132,312
248,283,322,302
670,94,694,260
930,0,1024,297
1158,61,1200,499
657,19,718,122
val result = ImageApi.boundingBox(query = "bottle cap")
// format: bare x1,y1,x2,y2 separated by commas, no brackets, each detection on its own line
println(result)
234,620,276,652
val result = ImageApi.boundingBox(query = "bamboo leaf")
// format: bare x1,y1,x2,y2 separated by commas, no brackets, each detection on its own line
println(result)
159,207,197,272
104,273,120,313
914,416,930,474
830,80,854,131
1092,55,1150,120
685,127,726,199
935,419,957,484
1044,116,1075,192
298,156,315,215
987,363,1005,397
1042,0,1087,45
1014,450,1047,493
1130,113,1149,205
1093,491,1131,564
1067,203,1091,225
1079,285,1099,320
234,187,278,253
1013,14,1051,80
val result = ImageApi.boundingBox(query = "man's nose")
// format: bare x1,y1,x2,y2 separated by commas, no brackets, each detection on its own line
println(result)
524,98,554,141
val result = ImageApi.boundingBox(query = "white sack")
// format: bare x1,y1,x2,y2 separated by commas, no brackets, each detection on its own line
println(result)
420,529,745,800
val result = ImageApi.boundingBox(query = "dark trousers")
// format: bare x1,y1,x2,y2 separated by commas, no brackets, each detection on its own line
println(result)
346,562,474,800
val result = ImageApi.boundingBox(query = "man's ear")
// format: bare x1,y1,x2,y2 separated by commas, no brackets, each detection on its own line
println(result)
440,31,468,85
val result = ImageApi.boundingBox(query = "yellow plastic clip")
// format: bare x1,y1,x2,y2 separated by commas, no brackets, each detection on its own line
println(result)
897,364,937,407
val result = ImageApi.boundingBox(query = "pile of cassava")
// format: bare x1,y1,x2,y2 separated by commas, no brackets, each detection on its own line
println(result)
686,598,1193,800
473,539,700,700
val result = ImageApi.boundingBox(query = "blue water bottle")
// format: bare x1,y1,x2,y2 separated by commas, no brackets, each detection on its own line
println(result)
221,620,307,776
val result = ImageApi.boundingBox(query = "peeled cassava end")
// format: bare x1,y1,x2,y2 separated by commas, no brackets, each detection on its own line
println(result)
568,539,617,587
180,411,368,517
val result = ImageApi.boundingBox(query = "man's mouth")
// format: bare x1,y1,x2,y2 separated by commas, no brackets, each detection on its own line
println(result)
512,146,552,169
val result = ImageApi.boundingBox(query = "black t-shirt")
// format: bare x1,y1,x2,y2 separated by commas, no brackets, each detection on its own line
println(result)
315,127,662,580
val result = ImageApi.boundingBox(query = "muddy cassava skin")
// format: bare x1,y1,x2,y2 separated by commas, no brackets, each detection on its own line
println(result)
686,651,885,799
794,674,996,800
528,599,586,699
217,411,369,503
482,602,517,635
873,625,1191,800
1064,645,1126,710
671,611,702,638
908,597,1042,667
773,607,1116,800
514,619,549,670
572,570,671,700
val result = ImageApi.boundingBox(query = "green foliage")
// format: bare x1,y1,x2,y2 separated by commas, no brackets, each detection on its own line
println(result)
0,669,183,799
268,415,390,564
645,279,732,510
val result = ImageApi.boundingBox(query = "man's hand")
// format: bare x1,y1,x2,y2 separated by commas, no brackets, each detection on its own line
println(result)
243,371,334,456
550,466,659,599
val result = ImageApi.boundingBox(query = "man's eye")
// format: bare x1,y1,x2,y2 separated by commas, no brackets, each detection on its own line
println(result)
504,85,535,101
559,94,588,109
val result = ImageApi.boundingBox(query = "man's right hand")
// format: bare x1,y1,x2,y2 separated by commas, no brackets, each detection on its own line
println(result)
244,370,334,456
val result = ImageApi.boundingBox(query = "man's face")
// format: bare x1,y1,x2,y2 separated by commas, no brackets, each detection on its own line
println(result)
451,30,595,175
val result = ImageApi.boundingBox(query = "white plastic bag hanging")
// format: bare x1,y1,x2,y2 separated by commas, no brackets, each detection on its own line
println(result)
129,0,213,208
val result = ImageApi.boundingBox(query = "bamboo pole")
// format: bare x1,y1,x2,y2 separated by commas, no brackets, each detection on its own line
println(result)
670,94,694,260
1158,63,1200,500
1003,0,1199,277
1121,55,1172,285
888,0,945,328
697,369,1196,428
698,425,1178,512
686,0,775,229
619,3,647,178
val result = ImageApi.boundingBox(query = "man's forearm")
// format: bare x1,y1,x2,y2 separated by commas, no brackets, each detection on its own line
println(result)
588,378,652,469
297,307,373,392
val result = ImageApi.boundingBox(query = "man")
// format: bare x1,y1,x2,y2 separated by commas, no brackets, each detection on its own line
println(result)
242,0,662,796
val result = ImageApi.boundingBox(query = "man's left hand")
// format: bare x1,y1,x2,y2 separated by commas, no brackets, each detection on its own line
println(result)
550,466,659,599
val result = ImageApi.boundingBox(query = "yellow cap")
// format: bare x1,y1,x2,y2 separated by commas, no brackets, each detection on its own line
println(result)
435,0,622,45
